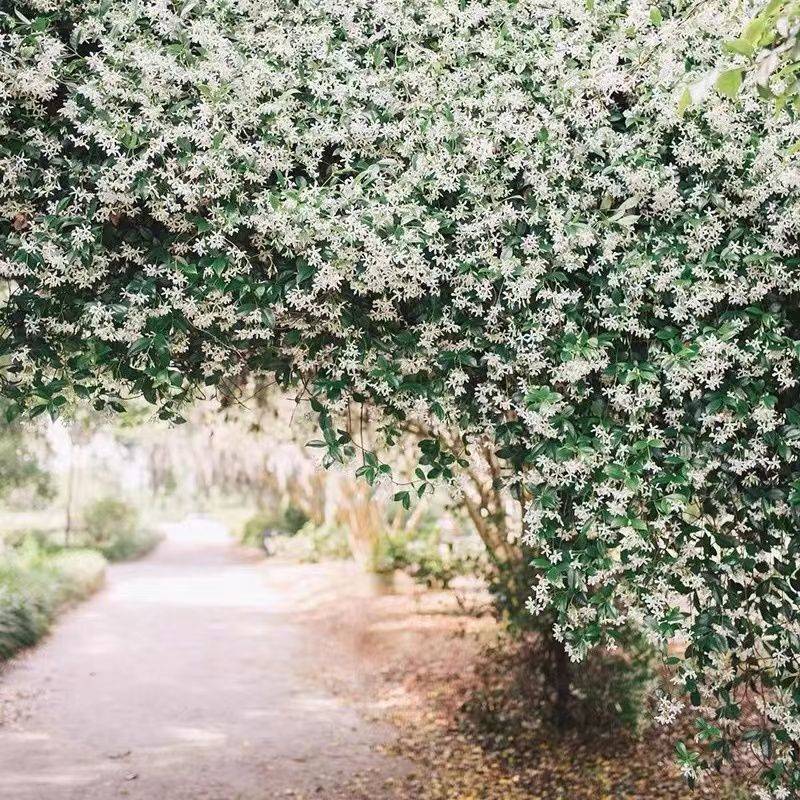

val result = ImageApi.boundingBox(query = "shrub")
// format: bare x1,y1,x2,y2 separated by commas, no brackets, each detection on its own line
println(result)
81,497,160,561
275,522,351,563
0,540,107,661
281,505,309,535
0,591,41,660
380,525,483,589
91,527,161,562
239,512,270,548
3,526,58,551
83,497,138,544
239,505,309,547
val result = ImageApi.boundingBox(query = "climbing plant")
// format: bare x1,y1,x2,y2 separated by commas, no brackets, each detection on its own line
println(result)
3,0,800,793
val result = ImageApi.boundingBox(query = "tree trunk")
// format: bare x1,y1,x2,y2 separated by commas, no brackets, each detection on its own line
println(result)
551,635,572,729
65,439,75,547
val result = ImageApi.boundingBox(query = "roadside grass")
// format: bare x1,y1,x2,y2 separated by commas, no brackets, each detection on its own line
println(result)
0,541,107,661
85,526,161,562
0,497,163,662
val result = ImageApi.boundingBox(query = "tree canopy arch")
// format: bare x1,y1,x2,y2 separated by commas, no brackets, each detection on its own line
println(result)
3,0,800,792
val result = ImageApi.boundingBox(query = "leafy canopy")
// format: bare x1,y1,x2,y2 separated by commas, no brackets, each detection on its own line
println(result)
3,0,800,792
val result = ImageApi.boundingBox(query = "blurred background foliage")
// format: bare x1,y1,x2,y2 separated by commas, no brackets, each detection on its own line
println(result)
0,386,659,739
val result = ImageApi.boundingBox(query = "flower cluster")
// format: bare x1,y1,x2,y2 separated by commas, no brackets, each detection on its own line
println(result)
2,0,800,791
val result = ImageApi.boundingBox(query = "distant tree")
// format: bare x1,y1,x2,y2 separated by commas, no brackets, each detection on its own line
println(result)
0,402,52,505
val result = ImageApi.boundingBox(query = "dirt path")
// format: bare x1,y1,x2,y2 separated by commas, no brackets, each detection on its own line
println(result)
0,517,411,800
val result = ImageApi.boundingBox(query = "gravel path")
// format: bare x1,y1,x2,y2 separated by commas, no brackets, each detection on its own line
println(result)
0,517,410,800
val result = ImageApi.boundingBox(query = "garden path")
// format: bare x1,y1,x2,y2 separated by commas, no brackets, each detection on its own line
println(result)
0,517,410,799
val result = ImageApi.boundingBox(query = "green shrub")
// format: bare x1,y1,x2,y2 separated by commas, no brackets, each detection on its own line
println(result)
378,525,483,588
92,527,161,562
406,540,476,588
2,526,58,551
0,539,62,608
84,497,138,542
239,505,310,547
274,522,351,563
281,505,309,535
239,511,273,547
0,540,107,661
81,497,161,561
0,592,41,660
306,523,352,561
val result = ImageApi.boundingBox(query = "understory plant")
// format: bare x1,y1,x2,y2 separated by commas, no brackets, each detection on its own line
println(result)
3,0,800,792
0,539,106,660
382,521,484,589
239,504,308,547
81,497,161,561
273,520,352,563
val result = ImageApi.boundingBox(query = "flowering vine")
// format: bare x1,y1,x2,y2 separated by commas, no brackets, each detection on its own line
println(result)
2,0,800,792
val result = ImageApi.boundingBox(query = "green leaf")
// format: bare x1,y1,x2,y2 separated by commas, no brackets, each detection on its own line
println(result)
210,257,227,276
297,261,315,283
525,387,562,408
742,16,767,46
716,69,743,99
724,38,755,57
129,337,152,356
393,490,410,510
677,86,692,117
604,463,626,480
649,6,663,25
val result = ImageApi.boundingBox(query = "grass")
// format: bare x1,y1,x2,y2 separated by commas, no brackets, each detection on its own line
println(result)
0,540,107,661
0,497,160,661
87,526,161,562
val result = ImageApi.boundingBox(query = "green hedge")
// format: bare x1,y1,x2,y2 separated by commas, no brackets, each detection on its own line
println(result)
81,497,162,561
0,542,107,661
239,506,309,547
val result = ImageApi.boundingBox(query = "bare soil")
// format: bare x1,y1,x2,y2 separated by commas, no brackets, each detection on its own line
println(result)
290,557,742,800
